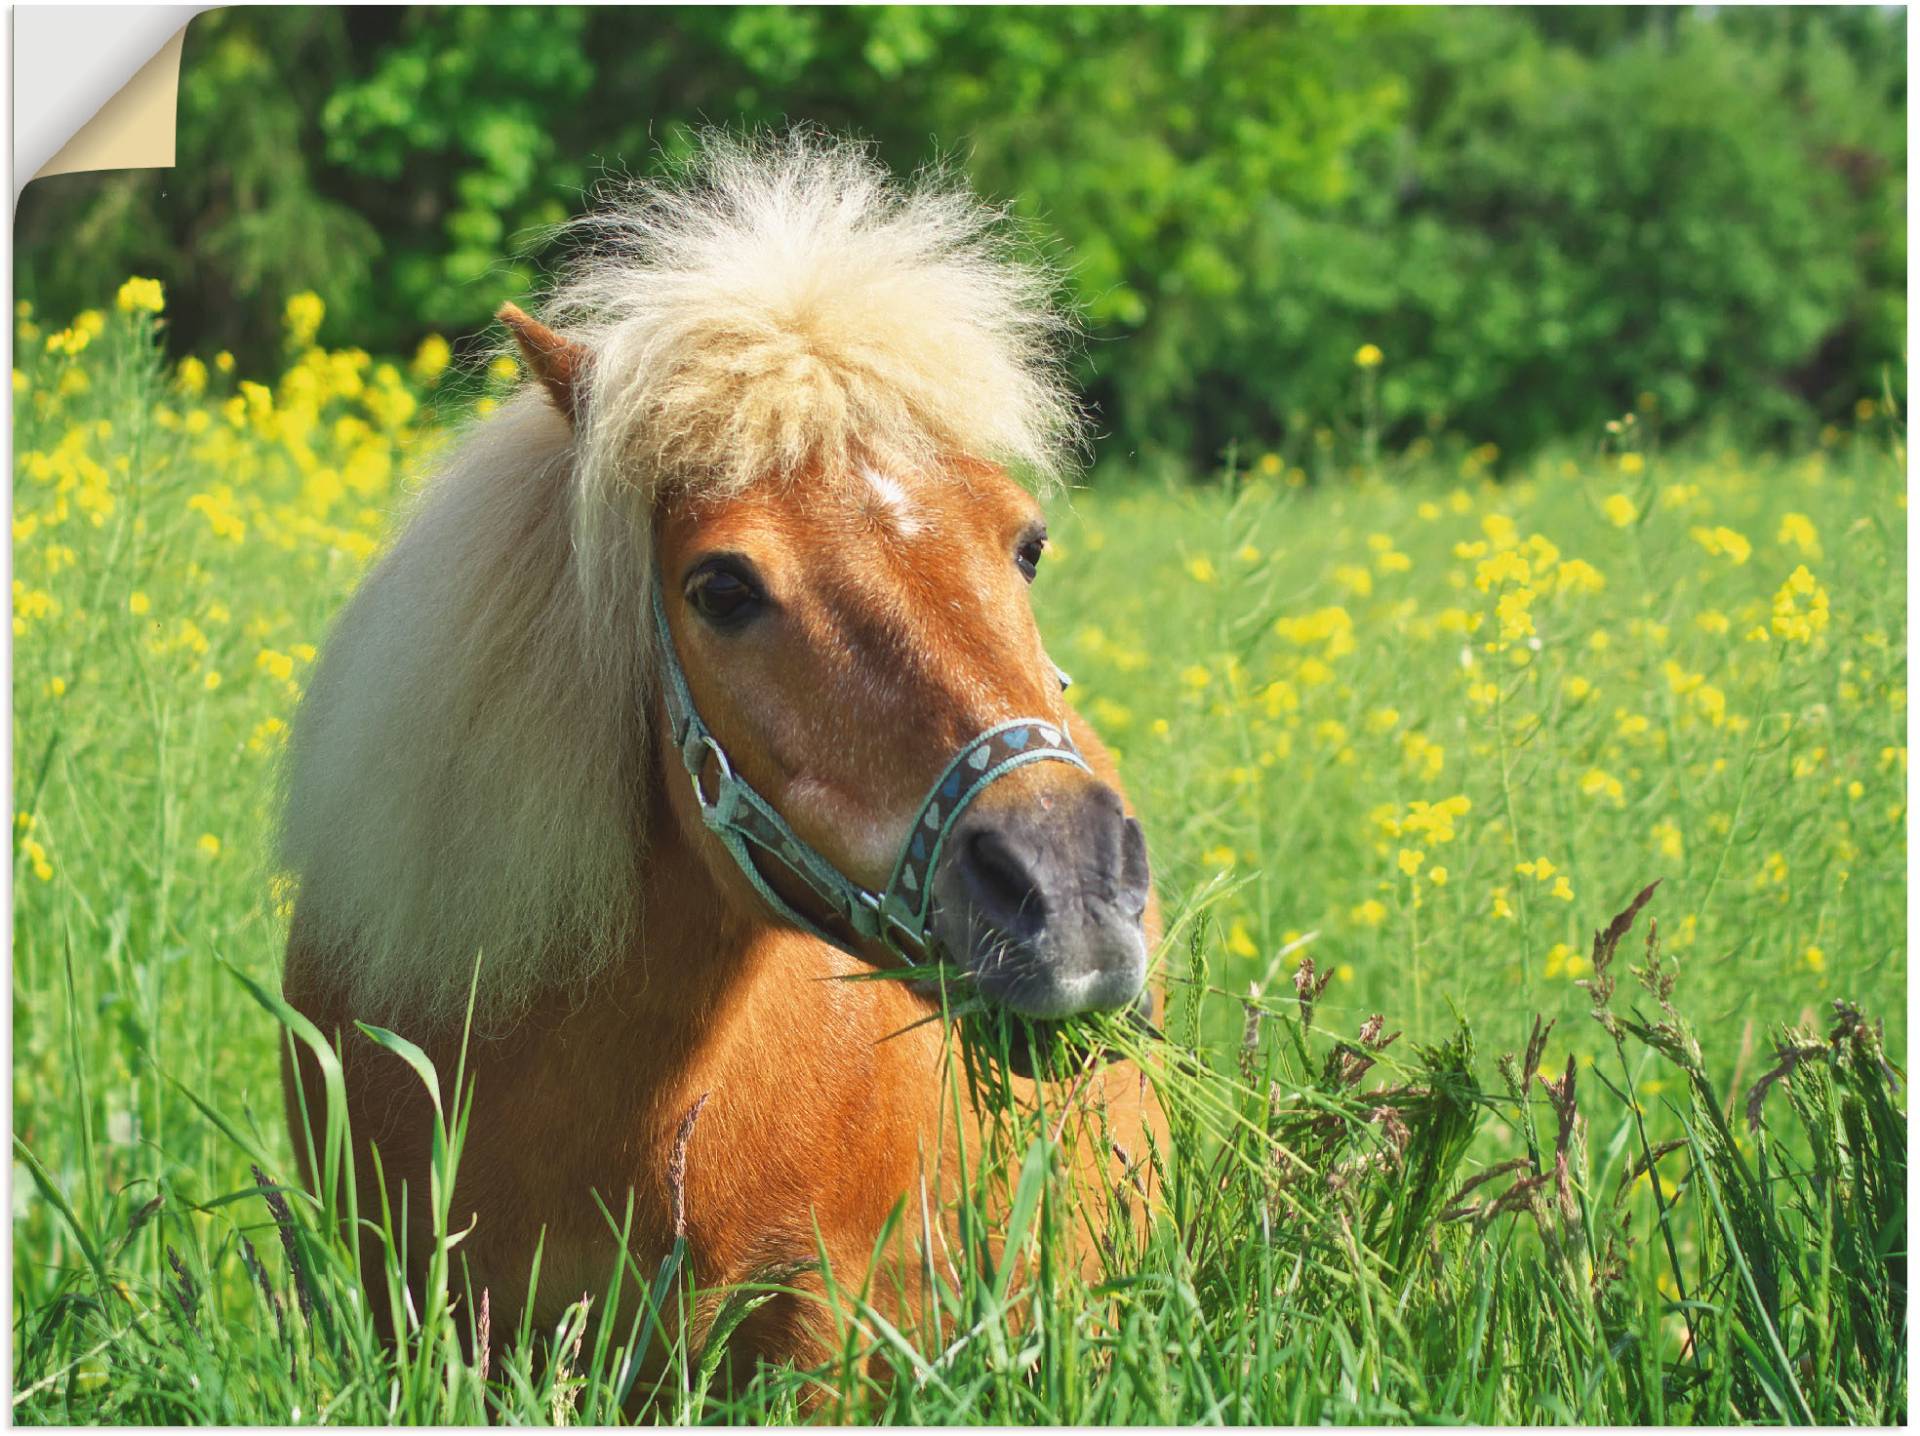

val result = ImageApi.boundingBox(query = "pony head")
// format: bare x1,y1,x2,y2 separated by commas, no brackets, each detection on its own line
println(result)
281,132,1150,1028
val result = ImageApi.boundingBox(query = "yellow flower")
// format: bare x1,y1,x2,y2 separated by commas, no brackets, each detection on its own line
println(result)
1427,866,1447,886
1185,556,1217,584
176,355,208,396
196,833,222,859
128,591,151,616
1180,664,1212,690
411,333,453,384
1652,819,1684,860
1495,586,1535,642
1201,845,1236,870
284,291,326,346
1770,565,1830,643
1549,875,1575,902
1554,558,1606,594
1580,768,1625,803
1803,945,1826,973
256,648,295,682
488,353,520,383
204,670,223,691
1777,512,1820,557
45,676,67,698
1353,343,1383,369
1226,921,1258,959
1603,494,1637,527
1334,563,1373,598
214,350,235,374
1690,526,1753,564
1618,452,1645,476
1397,847,1425,876
115,276,166,314
1474,552,1531,591
1351,899,1388,927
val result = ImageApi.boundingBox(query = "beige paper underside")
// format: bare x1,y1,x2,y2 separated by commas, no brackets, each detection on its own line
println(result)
34,26,188,181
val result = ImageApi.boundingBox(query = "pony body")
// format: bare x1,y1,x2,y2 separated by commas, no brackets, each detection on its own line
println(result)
279,133,1159,1382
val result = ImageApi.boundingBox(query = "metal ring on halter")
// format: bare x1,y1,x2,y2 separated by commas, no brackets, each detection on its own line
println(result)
651,568,1088,964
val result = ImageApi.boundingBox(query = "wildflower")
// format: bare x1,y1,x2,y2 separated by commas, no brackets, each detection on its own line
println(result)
1579,768,1625,803
284,291,326,346
115,276,166,314
1334,564,1372,598
1351,899,1387,927
488,354,520,383
1554,558,1605,594
1619,453,1645,476
1603,494,1637,527
45,676,66,698
128,591,151,616
1492,586,1536,645
411,334,453,384
176,356,208,396
1690,526,1753,565
1652,819,1684,861
1491,887,1515,921
1474,552,1530,591
1201,845,1236,870
21,836,53,882
1397,848,1425,876
197,834,222,859
1427,866,1447,886
1226,922,1257,959
1353,343,1383,369
1543,942,1589,979
1803,945,1826,973
1549,875,1575,902
214,350,235,374
1185,556,1217,584
1180,664,1211,690
204,671,223,692
1770,565,1830,643
1777,512,1820,557
256,648,295,682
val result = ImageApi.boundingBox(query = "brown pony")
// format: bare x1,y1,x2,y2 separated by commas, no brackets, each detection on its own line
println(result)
277,134,1161,1384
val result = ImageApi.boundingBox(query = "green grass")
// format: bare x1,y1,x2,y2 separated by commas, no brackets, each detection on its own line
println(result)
11,299,1908,1422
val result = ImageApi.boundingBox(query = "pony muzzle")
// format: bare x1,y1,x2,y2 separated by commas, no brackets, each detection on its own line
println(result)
930,776,1151,1019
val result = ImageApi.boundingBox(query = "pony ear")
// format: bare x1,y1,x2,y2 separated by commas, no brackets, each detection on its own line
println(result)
496,302,588,424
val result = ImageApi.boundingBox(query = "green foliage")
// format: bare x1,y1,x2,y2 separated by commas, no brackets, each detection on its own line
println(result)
13,5,1906,467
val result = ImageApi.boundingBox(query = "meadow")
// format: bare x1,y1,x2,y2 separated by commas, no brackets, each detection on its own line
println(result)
10,287,1908,1423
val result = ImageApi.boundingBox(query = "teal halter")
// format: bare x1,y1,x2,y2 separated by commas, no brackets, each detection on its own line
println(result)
651,574,1089,964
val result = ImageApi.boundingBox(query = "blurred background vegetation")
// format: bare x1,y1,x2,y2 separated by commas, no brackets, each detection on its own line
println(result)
14,4,1906,468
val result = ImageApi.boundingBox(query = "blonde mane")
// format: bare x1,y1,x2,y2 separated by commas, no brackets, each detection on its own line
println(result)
277,131,1084,1028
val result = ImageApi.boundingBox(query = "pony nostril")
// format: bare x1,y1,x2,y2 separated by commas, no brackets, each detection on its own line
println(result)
958,827,1047,940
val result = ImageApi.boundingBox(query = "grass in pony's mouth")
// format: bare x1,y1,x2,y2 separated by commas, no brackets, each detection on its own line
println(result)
841,958,1161,1083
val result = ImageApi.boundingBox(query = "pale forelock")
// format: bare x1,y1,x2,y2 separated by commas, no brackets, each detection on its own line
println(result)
278,130,1083,1029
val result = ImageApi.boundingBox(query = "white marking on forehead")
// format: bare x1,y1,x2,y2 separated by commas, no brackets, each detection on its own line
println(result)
862,464,922,536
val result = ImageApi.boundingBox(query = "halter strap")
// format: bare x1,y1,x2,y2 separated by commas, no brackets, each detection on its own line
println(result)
651,574,1088,963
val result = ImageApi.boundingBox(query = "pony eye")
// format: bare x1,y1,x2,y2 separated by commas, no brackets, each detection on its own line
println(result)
1015,533,1046,583
685,559,764,630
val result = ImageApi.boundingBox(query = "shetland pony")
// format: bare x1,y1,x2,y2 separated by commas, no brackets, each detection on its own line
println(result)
278,134,1161,1384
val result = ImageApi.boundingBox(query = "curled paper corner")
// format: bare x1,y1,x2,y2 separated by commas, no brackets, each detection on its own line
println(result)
15,6,210,199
